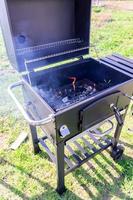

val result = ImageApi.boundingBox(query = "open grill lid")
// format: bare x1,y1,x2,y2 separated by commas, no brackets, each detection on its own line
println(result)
0,0,92,73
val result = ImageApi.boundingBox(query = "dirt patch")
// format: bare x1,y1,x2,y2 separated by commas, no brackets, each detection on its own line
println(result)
92,13,113,27
102,1,133,11
0,134,8,149
0,68,15,76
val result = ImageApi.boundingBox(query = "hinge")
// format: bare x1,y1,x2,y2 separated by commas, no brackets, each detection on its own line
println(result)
78,55,84,61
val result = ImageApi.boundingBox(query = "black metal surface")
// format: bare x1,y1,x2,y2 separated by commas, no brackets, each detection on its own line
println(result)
23,55,133,145
32,58,131,112
80,92,120,131
112,107,128,149
29,125,41,154
100,54,133,78
56,141,66,194
0,0,92,72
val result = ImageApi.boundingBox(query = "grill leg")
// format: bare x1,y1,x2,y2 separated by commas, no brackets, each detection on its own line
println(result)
29,125,41,154
56,142,66,194
112,123,123,148
112,108,128,149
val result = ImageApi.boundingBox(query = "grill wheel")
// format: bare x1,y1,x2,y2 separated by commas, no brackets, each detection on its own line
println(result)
111,144,125,161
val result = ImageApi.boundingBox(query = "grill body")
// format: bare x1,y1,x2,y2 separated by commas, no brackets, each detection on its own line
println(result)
0,0,133,194
8,54,132,194
22,57,133,144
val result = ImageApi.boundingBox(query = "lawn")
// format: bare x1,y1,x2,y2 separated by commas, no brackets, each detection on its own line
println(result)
0,2,133,200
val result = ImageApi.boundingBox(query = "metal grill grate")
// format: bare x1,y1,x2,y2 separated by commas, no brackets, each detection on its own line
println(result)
38,123,113,175
16,38,83,55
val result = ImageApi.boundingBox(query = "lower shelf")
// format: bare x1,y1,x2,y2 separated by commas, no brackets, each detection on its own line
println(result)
39,128,112,175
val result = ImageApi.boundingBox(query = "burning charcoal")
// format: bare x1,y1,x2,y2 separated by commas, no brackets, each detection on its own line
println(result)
66,102,71,106
69,88,72,93
86,86,93,92
64,89,68,95
62,97,69,103
39,78,99,111
90,88,97,95
58,90,62,96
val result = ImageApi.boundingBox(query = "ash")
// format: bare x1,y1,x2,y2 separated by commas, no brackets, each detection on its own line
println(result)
35,79,100,111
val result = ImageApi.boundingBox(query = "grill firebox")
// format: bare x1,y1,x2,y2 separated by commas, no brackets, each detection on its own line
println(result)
36,79,98,111
0,0,133,195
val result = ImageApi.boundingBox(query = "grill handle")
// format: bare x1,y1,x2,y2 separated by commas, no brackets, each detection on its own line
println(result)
110,104,123,126
8,81,54,126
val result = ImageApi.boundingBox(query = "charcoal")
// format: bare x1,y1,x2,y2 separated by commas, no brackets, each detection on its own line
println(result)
35,78,112,111
62,97,69,103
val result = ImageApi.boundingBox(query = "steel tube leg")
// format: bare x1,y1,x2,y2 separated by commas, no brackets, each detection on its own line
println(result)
112,108,128,149
56,142,66,194
112,123,123,149
29,125,41,154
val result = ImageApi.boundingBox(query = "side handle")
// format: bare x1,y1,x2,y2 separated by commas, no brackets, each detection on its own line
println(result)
110,104,123,126
8,81,54,126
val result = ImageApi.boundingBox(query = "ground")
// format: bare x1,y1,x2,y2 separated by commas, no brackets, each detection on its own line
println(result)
0,2,133,200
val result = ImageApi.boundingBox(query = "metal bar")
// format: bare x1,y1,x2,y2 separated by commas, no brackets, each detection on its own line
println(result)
113,54,133,64
16,38,82,55
29,125,41,154
56,142,66,194
66,145,82,164
25,46,89,64
88,133,104,148
39,138,56,163
100,60,133,78
73,141,90,158
64,156,74,169
107,55,133,69
81,136,97,152
90,120,114,138
66,130,91,144
101,57,133,74
40,136,74,169
8,81,54,126
112,107,128,148
65,142,112,175
100,135,111,145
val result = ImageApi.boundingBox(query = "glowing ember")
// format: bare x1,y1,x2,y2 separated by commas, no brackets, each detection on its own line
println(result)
69,77,77,91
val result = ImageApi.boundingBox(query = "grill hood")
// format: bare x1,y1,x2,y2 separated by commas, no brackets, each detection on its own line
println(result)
0,0,92,73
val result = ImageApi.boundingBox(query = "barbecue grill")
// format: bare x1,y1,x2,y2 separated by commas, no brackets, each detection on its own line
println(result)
0,0,133,194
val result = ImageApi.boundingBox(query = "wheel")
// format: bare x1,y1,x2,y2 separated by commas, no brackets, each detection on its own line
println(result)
111,145,125,161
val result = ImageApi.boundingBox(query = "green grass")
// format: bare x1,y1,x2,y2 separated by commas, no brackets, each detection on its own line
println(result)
91,7,133,58
0,4,133,200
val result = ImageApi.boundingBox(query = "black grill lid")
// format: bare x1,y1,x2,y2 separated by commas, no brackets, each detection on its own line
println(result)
0,0,92,72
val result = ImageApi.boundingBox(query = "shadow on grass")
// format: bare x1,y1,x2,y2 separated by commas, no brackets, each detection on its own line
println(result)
0,158,83,200
0,139,133,200
119,139,133,150
72,152,133,200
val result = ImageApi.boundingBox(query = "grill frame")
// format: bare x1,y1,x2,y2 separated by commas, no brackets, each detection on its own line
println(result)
1,0,133,194
20,56,133,144
8,54,133,194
